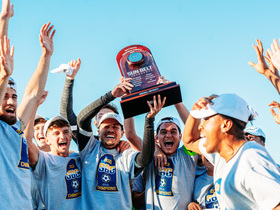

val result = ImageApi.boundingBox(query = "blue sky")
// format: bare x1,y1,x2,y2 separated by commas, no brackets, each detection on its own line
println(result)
10,0,280,162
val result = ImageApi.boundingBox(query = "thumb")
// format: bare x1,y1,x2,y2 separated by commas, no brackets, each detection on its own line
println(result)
248,61,256,68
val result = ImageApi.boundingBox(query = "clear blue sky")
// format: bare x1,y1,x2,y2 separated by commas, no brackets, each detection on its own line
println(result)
9,0,280,162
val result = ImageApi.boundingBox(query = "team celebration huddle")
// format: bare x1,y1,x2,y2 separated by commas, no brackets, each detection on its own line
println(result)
1,0,280,209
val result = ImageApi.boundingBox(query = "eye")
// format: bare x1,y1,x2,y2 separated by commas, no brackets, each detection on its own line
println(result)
160,130,167,135
171,131,177,135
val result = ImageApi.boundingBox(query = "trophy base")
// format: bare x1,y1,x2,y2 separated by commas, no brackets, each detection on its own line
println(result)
120,82,182,119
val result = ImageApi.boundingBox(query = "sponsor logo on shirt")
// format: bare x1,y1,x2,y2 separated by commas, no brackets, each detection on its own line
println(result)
155,157,174,196
96,154,118,192
205,184,220,208
65,159,81,199
12,126,29,170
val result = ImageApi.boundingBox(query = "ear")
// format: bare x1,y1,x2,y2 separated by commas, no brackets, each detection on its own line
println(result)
220,119,233,132
45,135,51,145
120,130,124,138
94,120,97,127
179,133,182,140
155,133,159,144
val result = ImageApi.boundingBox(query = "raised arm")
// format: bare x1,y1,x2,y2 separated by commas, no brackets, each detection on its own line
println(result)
182,96,216,154
25,90,48,166
17,22,55,130
124,118,142,151
0,36,13,105
248,39,280,95
0,0,13,39
60,58,81,140
135,95,166,174
77,78,133,150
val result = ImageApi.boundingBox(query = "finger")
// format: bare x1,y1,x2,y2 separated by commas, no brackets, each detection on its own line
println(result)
40,23,47,35
147,100,153,110
161,97,166,108
253,44,262,61
267,49,273,58
46,25,54,37
256,39,263,54
10,45,14,57
77,58,81,65
270,107,277,117
0,39,4,57
271,43,276,54
153,95,158,109
265,50,271,60
274,38,280,50
248,61,256,68
50,29,56,40
163,155,167,166
3,36,7,54
157,94,162,109
6,37,10,55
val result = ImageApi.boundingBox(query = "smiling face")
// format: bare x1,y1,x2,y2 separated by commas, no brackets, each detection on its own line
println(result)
34,121,50,152
156,122,182,156
46,125,72,157
0,88,17,125
198,114,224,154
98,118,124,149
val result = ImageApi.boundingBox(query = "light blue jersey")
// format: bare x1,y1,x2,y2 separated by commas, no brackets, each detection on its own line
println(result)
0,120,32,209
133,146,197,210
80,135,139,209
33,151,81,210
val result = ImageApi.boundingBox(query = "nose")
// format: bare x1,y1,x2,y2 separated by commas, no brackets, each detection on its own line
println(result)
198,121,204,131
7,96,15,105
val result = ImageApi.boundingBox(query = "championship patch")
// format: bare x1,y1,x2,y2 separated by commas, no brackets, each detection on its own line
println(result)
155,157,174,196
214,178,222,195
96,154,118,192
12,126,29,170
205,184,220,208
65,159,81,199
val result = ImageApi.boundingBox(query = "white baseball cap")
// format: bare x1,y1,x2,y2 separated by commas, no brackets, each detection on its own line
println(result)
98,112,123,127
156,117,181,133
190,94,253,123
43,115,70,136
244,126,266,139
8,77,17,91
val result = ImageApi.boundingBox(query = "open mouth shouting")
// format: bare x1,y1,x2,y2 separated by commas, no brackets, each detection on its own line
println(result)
164,140,174,149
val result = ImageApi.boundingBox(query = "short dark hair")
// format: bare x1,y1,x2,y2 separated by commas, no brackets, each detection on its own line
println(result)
34,118,47,126
102,104,119,114
47,119,70,135
220,114,246,139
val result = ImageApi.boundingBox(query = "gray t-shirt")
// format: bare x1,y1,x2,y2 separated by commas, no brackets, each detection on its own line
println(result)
80,135,139,209
0,120,32,209
33,151,81,210
133,146,197,210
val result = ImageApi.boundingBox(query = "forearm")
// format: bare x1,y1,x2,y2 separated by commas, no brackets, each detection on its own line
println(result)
124,118,142,151
175,102,190,123
18,53,51,124
77,91,115,132
24,104,39,166
264,70,280,95
182,114,201,154
0,75,9,105
60,78,77,125
136,116,155,168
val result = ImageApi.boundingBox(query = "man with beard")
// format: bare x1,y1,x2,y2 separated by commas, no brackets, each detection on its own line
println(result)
0,3,55,206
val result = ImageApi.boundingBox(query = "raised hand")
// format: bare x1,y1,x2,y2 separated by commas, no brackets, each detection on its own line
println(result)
67,58,81,80
157,76,169,84
146,94,166,118
39,22,55,56
0,36,13,78
116,140,131,153
0,0,14,19
248,39,270,75
265,50,279,77
267,38,280,71
269,101,280,124
111,78,133,97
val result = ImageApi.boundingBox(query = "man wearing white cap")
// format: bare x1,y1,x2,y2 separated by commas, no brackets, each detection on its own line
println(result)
183,93,280,209
28,115,81,209
79,95,164,209
132,116,197,209
33,114,51,152
244,126,266,146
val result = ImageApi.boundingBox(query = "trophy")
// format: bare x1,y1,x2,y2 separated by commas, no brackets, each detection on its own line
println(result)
116,45,182,119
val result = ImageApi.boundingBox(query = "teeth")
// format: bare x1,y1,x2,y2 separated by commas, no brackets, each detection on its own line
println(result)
165,140,173,143
107,135,115,138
